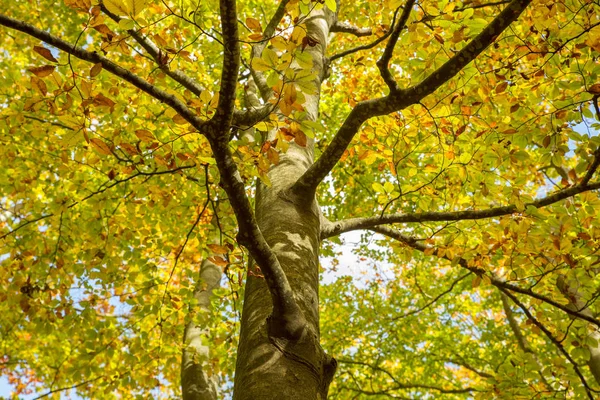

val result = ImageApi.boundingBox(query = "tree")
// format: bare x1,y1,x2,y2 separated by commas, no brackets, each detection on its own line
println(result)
1,0,600,398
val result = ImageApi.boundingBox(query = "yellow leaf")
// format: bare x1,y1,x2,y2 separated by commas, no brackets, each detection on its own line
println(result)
128,0,148,16
103,0,129,16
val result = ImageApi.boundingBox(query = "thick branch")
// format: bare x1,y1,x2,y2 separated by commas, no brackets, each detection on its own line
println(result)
204,0,305,338
100,4,204,96
210,0,240,128
402,0,531,101
330,21,373,37
376,0,415,92
291,0,531,196
321,180,600,238
0,14,206,130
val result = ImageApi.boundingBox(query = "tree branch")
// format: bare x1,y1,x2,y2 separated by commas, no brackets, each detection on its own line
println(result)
330,21,373,37
321,180,600,238
291,0,531,197
376,0,415,92
500,289,597,399
368,225,600,328
99,3,204,96
203,0,306,339
329,8,400,63
210,0,240,128
500,292,553,390
0,14,206,130
338,359,475,394
249,0,290,101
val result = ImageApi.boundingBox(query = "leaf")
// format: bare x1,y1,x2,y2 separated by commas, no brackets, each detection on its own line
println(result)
104,0,128,15
495,81,508,94
246,17,262,32
208,256,228,267
104,0,147,16
324,0,337,12
267,148,279,165
295,130,307,147
28,65,55,77
93,93,115,108
134,129,155,142
207,244,228,254
90,63,103,78
90,138,112,155
118,18,135,30
33,46,57,63
588,83,600,95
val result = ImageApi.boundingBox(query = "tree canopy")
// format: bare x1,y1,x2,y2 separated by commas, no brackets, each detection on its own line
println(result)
1,0,600,398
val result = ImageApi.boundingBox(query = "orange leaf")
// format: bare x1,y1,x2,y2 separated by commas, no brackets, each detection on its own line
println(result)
33,46,58,63
246,17,262,32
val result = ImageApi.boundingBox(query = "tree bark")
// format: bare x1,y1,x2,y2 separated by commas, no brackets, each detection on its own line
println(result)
232,7,337,400
181,258,222,400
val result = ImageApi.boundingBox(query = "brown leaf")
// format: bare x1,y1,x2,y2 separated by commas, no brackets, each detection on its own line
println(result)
33,46,58,63
90,138,112,155
207,244,228,254
134,129,155,142
587,83,600,95
90,63,103,78
510,103,520,113
208,256,228,267
119,142,139,155
172,114,187,125
495,81,508,94
542,135,551,148
295,130,307,147
93,93,115,109
28,65,55,77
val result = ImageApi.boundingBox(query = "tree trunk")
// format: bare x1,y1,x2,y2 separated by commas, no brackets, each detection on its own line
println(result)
181,258,222,400
233,8,337,400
